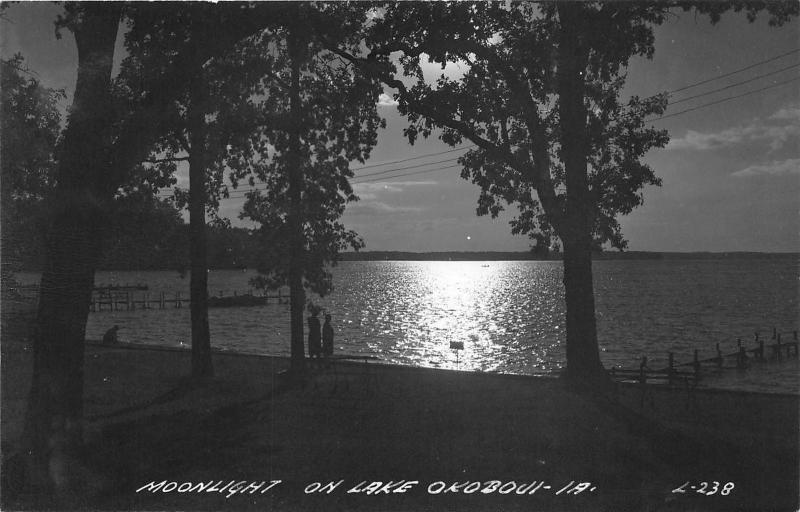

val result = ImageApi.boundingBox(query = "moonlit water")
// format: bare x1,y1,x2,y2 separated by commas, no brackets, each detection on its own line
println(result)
15,257,799,393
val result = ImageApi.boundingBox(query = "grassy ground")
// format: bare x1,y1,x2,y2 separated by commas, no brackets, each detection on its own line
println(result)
2,340,798,511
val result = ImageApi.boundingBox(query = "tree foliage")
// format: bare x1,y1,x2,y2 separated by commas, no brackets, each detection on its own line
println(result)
362,1,796,383
370,3,670,252
242,4,383,295
0,55,65,270
15,2,293,490
238,3,383,367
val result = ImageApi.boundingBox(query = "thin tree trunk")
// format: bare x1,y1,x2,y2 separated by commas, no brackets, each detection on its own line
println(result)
187,58,214,382
287,26,306,371
557,3,607,386
21,4,121,489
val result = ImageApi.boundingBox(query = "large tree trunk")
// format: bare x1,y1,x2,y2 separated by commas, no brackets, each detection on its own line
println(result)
21,4,121,490
557,3,607,386
187,54,214,383
287,26,306,371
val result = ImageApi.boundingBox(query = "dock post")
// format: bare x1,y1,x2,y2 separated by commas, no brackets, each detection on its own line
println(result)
639,357,649,408
758,338,764,360
176,291,181,308
693,349,701,379
776,333,782,361
668,352,675,381
715,343,723,368
737,337,741,348
737,346,748,369
772,326,777,340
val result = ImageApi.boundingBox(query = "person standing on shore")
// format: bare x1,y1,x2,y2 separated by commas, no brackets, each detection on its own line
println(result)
322,314,334,357
308,312,322,359
103,325,120,344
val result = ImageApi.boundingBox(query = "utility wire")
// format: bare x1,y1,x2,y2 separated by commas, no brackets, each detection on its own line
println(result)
355,76,800,184
158,150,472,198
668,62,799,106
160,49,800,194
351,164,462,184
667,48,799,94
191,72,799,192
352,144,474,171
168,153,471,198
647,75,800,122
353,155,464,178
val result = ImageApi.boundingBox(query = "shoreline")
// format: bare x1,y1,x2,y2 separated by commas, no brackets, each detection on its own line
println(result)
3,339,798,510
81,338,800,398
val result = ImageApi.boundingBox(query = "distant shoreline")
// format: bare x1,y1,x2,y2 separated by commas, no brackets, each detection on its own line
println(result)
337,250,799,262
8,251,797,273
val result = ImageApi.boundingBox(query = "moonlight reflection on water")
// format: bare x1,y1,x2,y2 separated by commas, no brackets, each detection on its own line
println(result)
17,257,797,392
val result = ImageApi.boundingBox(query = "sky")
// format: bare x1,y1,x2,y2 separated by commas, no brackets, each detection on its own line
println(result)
2,3,798,253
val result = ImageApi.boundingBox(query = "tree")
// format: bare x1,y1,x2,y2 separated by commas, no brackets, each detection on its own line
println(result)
364,2,796,386
98,194,189,271
18,4,123,491
363,3,668,385
240,3,383,371
0,55,64,271
17,2,291,492
118,4,298,382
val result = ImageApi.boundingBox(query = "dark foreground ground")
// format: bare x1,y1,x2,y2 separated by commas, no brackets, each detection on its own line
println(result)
2,340,798,511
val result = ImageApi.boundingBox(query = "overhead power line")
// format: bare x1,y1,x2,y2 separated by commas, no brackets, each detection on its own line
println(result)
352,144,474,171
351,164,463,184
669,62,799,106
159,49,800,194
355,155,463,178
667,47,799,95
648,75,800,122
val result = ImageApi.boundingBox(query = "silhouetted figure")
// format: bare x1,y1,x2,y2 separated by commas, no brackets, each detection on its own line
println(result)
322,314,334,357
307,313,321,359
639,356,653,408
103,325,120,344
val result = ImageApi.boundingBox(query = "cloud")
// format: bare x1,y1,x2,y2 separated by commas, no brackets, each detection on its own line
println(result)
668,124,800,152
346,201,425,216
377,93,399,107
668,103,800,152
732,158,800,177
352,181,439,193
770,104,800,121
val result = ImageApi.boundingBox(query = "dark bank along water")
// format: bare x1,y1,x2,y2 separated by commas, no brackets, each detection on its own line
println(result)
15,257,799,393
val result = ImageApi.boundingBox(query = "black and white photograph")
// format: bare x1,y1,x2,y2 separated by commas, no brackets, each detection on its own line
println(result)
1,2,798,510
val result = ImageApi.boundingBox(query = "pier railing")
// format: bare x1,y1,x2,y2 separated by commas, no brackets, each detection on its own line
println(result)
609,327,798,407
12,284,288,312
88,287,288,312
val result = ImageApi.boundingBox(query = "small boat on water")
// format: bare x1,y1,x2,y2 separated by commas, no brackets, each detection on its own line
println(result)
207,294,272,308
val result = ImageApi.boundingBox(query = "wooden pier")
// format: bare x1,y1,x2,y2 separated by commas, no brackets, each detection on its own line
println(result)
89,288,287,312
610,327,799,408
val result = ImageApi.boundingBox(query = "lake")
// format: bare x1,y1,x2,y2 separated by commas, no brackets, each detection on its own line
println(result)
15,257,799,393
